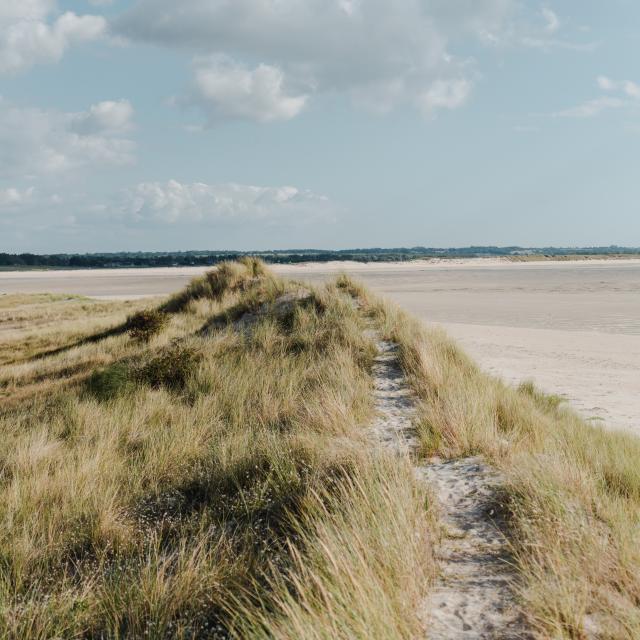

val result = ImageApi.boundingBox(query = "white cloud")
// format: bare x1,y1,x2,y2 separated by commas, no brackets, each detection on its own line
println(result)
541,7,560,33
0,186,35,209
553,75,640,118
0,1,53,23
554,96,625,118
597,75,616,91
117,0,519,121
509,5,596,52
0,3,106,74
596,76,640,98
418,78,472,116
70,99,135,134
190,57,308,124
623,81,640,99
123,180,335,224
0,97,135,179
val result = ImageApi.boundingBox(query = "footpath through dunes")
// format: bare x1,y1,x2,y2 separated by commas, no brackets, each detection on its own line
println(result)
360,274,640,640
1,261,640,639
365,329,529,638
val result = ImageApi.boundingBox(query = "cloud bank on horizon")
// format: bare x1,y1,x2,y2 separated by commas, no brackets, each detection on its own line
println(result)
0,0,638,251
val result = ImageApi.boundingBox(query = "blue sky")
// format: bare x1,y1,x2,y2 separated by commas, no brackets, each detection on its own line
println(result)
1,0,639,252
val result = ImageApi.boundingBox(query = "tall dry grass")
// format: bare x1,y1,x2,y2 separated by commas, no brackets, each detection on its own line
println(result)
0,263,434,639
360,282,640,639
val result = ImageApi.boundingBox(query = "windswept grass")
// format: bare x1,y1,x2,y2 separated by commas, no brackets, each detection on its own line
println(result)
7,266,637,639
0,263,433,639
161,257,272,314
357,279,640,639
0,294,152,367
233,456,432,640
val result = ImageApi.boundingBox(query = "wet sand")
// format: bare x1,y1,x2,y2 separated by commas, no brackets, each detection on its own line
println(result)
2,259,639,434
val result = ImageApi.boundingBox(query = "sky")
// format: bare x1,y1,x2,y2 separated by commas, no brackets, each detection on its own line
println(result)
1,0,639,253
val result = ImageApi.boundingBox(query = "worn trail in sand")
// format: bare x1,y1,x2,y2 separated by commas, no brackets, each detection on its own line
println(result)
368,334,528,639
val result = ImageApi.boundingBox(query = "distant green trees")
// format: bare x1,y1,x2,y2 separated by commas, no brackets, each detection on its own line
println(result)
1,246,638,269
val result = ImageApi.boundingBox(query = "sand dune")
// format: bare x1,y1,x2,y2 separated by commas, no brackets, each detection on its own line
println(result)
1,259,639,434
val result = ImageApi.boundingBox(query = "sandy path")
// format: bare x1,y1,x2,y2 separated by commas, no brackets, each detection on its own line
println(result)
368,335,527,639
420,459,528,639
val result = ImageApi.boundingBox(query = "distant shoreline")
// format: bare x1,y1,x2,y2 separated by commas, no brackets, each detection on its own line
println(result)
3,254,640,280
2,247,640,272
2,252,640,274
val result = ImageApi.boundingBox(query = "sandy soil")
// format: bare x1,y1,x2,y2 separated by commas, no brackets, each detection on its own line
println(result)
369,335,526,638
420,457,528,639
2,259,639,434
442,323,640,431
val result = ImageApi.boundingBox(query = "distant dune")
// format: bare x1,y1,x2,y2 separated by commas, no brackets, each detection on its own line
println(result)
2,258,640,434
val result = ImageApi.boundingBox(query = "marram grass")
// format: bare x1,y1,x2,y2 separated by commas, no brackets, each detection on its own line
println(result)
2,264,638,639
0,262,432,639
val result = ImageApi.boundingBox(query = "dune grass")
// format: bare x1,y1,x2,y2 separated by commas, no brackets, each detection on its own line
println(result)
0,262,433,639
5,264,639,639
0,294,153,368
349,281,640,639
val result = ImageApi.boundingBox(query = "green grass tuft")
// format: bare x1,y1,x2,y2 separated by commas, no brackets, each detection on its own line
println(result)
86,362,135,401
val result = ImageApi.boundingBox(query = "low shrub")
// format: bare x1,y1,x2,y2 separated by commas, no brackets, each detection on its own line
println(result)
138,343,200,391
87,343,200,400
125,309,169,341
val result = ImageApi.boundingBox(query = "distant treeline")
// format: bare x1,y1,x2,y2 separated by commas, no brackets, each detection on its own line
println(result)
1,246,639,269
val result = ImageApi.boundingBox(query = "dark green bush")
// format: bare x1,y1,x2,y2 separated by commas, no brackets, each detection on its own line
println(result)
138,343,200,391
125,309,169,341
87,343,200,401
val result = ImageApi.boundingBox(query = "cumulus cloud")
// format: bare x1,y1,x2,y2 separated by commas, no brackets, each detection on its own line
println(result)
190,57,308,124
0,1,106,74
0,97,135,179
116,0,520,121
418,78,472,117
122,180,335,224
0,186,36,209
541,7,560,33
0,0,54,23
555,75,640,118
70,99,134,134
